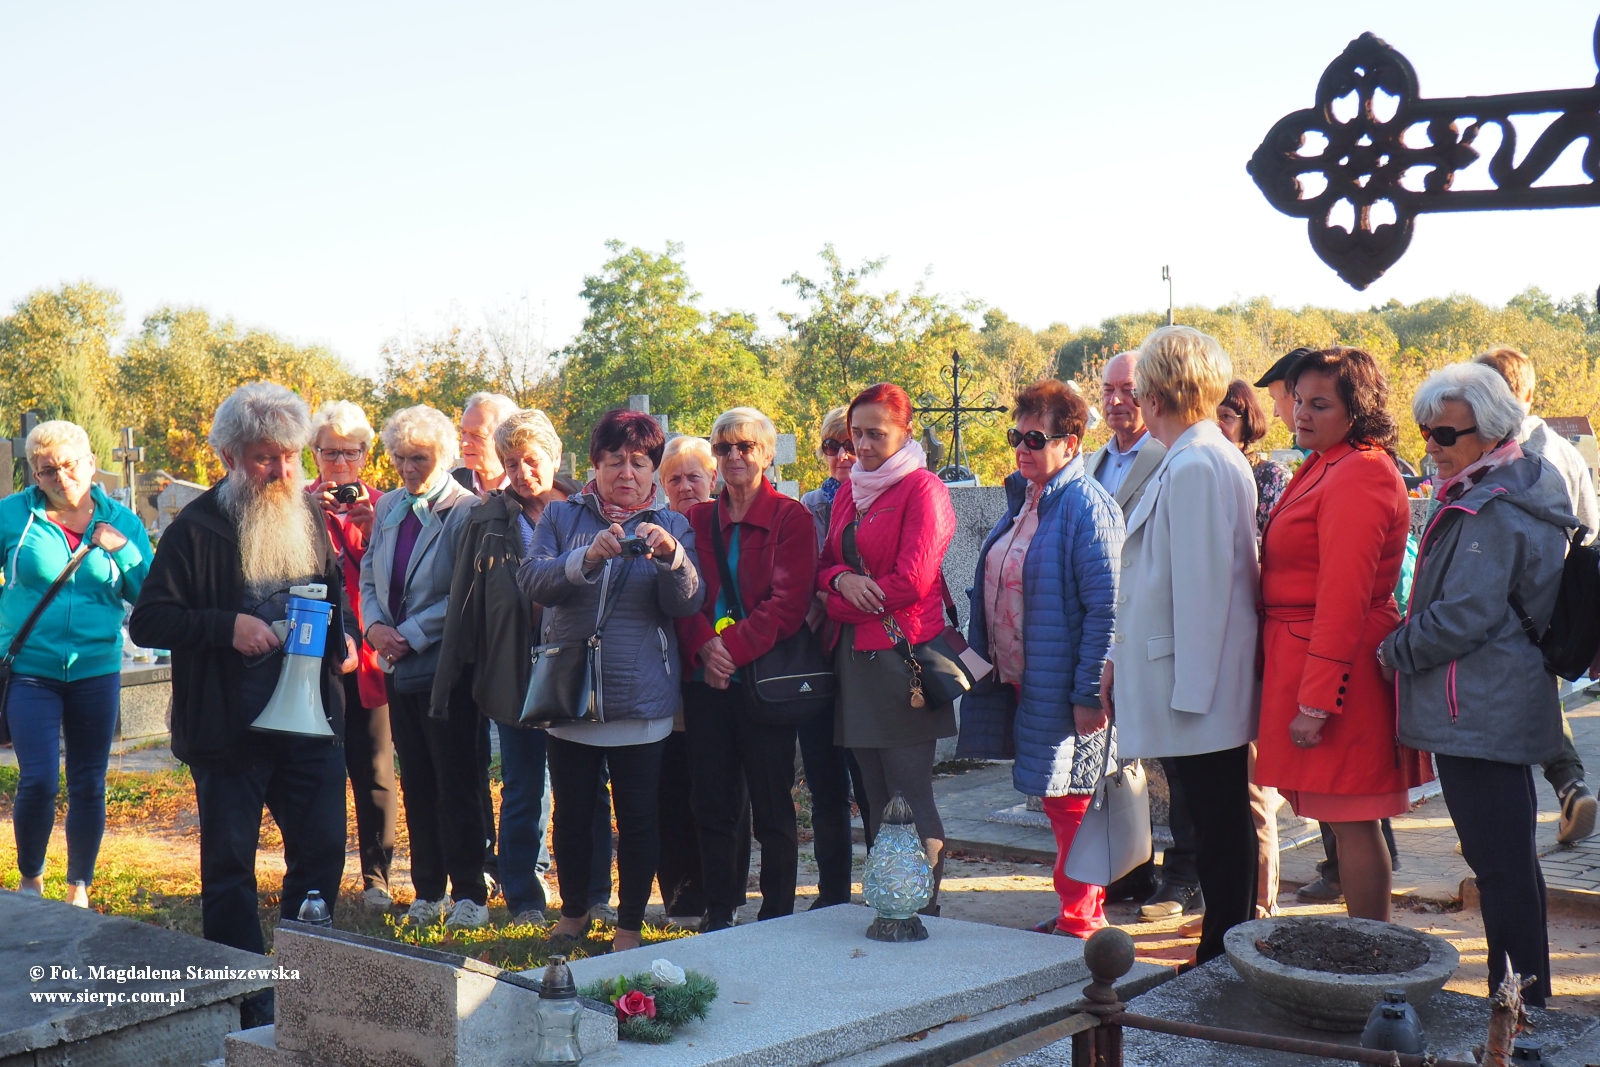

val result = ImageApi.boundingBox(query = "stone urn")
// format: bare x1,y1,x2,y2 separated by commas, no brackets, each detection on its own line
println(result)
1224,917,1459,1031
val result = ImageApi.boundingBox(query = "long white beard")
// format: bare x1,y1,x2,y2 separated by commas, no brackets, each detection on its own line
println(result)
219,470,322,592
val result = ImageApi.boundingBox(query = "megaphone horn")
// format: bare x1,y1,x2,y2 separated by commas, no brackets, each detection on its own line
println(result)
250,592,336,738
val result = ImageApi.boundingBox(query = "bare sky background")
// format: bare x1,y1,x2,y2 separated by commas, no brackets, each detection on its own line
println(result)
5,2,1600,371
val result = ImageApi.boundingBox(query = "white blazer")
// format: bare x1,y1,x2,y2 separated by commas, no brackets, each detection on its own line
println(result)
1108,420,1260,758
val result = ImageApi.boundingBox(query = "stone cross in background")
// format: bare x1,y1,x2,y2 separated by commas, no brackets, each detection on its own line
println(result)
916,348,1007,487
0,411,41,497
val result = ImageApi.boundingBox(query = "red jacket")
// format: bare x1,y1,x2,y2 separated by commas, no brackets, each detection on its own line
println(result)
678,479,819,670
818,469,956,652
315,482,387,710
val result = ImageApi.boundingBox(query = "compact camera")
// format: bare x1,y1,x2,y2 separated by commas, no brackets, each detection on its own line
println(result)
332,482,363,505
617,536,652,558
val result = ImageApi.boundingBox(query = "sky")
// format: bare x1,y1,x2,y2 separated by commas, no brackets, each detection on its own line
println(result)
5,2,1600,374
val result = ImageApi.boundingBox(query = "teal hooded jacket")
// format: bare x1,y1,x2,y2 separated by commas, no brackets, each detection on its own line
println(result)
0,484,153,681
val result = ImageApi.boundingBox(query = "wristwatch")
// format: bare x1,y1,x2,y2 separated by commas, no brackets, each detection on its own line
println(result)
830,573,846,592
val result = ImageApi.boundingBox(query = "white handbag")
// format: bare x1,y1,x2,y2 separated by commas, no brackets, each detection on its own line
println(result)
1063,735,1153,888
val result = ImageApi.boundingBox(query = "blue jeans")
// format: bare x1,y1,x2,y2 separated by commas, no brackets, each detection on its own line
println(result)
7,672,121,885
495,721,613,914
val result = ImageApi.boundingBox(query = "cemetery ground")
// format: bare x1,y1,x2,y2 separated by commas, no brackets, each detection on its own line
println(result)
3,720,1599,1022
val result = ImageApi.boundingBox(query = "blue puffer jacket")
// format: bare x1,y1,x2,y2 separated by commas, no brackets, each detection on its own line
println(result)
955,459,1123,797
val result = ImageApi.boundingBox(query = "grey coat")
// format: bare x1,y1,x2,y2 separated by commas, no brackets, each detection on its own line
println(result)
359,477,479,691
1381,455,1574,765
517,493,703,722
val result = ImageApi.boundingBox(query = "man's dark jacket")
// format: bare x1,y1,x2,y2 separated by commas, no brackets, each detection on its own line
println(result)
129,481,350,764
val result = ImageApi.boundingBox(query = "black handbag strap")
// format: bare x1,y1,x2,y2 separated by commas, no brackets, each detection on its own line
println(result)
591,554,632,640
708,506,746,623
5,538,95,668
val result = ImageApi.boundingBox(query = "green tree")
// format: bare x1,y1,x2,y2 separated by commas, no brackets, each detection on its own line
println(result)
0,283,121,467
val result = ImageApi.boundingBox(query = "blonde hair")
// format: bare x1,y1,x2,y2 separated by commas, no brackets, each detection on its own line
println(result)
495,409,563,467
1134,326,1232,424
816,406,849,460
710,407,777,466
1474,347,1536,409
659,436,716,484
24,420,93,466
311,400,375,451
380,405,460,468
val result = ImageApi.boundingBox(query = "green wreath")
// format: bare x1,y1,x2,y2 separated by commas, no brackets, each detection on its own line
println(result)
578,961,718,1044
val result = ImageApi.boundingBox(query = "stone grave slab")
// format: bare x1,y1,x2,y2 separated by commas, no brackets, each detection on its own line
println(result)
552,903,1118,1067
118,662,172,740
0,891,272,1067
1010,956,1599,1067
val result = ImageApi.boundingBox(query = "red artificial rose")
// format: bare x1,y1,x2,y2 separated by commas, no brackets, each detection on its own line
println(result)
616,990,656,1020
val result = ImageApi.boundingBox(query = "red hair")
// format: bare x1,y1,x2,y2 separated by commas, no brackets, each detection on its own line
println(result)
847,382,914,432
589,409,666,467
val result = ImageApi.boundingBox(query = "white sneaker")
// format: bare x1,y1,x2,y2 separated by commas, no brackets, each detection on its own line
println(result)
405,896,450,925
589,903,618,926
446,899,490,930
362,887,394,910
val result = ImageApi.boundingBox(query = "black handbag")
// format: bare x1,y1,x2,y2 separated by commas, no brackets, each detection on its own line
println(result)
0,541,95,745
519,555,631,727
709,515,835,726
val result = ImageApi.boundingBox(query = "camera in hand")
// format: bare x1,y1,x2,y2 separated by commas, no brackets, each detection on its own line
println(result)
332,482,363,505
617,536,652,558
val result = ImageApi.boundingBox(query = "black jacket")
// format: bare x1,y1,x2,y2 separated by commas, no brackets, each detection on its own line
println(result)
128,481,350,764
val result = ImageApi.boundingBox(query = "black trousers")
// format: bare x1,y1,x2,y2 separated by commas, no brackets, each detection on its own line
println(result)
341,674,396,893
657,730,706,917
1158,756,1200,887
1171,745,1258,964
548,734,664,932
1436,754,1551,1006
386,679,488,904
797,705,855,906
190,734,347,954
684,681,799,924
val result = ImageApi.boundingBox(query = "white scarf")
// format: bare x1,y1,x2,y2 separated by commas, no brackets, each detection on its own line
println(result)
850,439,927,512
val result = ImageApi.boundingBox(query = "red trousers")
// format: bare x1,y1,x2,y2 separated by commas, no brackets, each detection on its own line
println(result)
1043,795,1108,938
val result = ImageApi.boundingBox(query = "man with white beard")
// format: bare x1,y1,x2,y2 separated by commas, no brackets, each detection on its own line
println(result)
131,382,357,1027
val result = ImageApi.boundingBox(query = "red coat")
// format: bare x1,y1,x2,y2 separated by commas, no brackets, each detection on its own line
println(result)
316,482,387,710
818,469,957,652
678,479,819,670
1255,442,1429,795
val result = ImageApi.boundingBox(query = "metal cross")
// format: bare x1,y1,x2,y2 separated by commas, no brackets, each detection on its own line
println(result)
1249,16,1600,289
915,349,1007,483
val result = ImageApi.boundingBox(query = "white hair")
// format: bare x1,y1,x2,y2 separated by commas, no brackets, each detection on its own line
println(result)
381,405,460,468
494,409,563,467
25,420,92,465
711,407,778,457
660,436,716,482
462,392,520,425
217,461,320,592
209,382,313,464
1412,363,1525,444
311,400,375,450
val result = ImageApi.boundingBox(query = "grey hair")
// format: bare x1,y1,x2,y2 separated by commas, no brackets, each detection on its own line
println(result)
495,409,563,467
209,382,313,463
462,392,520,424
381,405,460,468
25,420,92,465
1411,363,1525,444
311,400,375,450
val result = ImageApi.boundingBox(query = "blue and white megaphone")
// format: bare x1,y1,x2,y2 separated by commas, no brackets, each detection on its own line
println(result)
250,583,336,738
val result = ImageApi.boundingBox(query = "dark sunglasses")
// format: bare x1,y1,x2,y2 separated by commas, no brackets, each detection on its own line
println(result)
1417,423,1478,447
712,440,759,458
1007,428,1073,451
820,437,856,457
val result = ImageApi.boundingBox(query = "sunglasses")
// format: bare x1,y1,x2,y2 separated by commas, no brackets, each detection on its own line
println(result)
712,440,759,458
820,437,856,458
1007,428,1073,451
1417,423,1478,447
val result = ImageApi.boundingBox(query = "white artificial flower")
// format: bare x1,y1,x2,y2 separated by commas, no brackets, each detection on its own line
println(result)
650,958,686,987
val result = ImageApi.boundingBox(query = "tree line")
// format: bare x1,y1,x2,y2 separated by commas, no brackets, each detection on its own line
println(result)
5,241,1599,491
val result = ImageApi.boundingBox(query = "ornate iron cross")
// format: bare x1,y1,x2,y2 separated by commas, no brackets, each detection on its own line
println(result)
915,349,1007,482
1249,17,1600,289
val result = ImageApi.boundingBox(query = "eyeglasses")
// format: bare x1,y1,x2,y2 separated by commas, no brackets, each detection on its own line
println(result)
1417,423,1479,447
820,437,855,458
1007,428,1073,451
316,447,365,461
712,441,759,458
33,455,92,481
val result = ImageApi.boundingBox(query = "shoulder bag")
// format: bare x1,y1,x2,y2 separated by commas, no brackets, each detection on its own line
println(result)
1062,733,1152,887
0,540,96,745
709,515,835,726
519,540,631,727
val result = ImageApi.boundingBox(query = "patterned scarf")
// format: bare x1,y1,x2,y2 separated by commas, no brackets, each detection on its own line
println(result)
820,477,842,503
1437,436,1524,504
583,480,655,524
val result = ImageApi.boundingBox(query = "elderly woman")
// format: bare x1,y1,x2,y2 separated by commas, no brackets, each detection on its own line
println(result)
819,383,958,914
662,436,717,515
678,408,818,929
958,381,1122,938
306,400,396,910
1217,380,1291,538
429,409,567,924
520,409,702,952
1100,326,1260,964
359,405,484,928
1255,349,1428,923
1379,363,1572,1006
1,422,150,908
